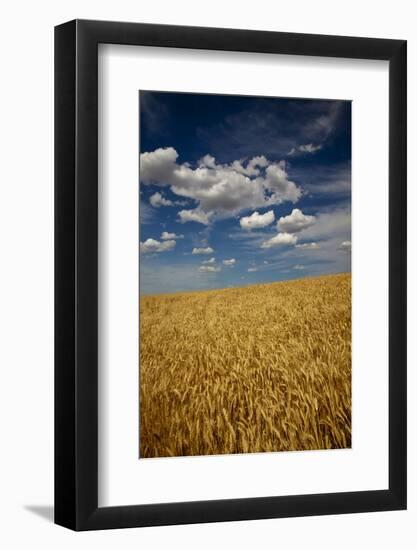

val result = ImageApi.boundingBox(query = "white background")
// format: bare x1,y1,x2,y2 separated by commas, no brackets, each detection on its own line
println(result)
99,46,389,506
0,1,415,548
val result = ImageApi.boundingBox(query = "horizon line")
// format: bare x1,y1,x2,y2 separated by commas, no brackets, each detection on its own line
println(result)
140,271,351,299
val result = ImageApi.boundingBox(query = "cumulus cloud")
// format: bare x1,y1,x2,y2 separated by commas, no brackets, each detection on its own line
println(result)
339,240,351,250
201,257,216,264
160,231,183,240
198,154,217,169
261,232,298,248
240,210,275,230
149,191,189,208
247,267,258,272
278,209,316,233
198,265,221,273
192,246,214,255
265,165,302,203
149,192,173,207
140,238,176,254
230,156,269,176
223,259,236,266
178,208,212,225
140,147,179,183
295,242,319,250
140,147,302,224
288,143,322,156
293,264,305,270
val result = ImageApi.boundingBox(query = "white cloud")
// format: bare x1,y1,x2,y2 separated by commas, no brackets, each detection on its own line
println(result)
140,147,178,184
293,264,306,270
160,231,183,240
339,240,351,250
198,154,217,169
198,265,221,273
300,209,350,241
261,232,298,248
140,238,176,254
223,259,236,266
231,156,269,176
201,257,216,264
278,209,316,233
149,191,189,208
299,144,322,153
295,242,319,250
264,165,302,203
247,267,258,272
178,208,212,225
140,147,302,224
240,210,275,230
288,143,322,156
192,246,214,255
232,208,350,259
149,192,173,208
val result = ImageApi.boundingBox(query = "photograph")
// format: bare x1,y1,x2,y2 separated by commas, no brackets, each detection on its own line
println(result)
139,91,352,459
0,1,409,541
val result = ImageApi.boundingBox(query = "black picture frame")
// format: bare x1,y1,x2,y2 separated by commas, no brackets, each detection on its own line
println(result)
55,19,407,531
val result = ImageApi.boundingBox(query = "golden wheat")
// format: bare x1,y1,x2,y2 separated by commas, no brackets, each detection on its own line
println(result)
139,272,351,458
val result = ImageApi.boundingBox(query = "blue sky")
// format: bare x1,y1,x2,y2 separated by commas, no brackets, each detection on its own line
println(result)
139,91,351,295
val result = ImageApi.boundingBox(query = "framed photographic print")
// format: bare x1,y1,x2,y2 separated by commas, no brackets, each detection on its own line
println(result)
55,20,407,530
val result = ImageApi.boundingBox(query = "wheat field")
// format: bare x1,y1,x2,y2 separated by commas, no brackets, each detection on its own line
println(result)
139,272,351,458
